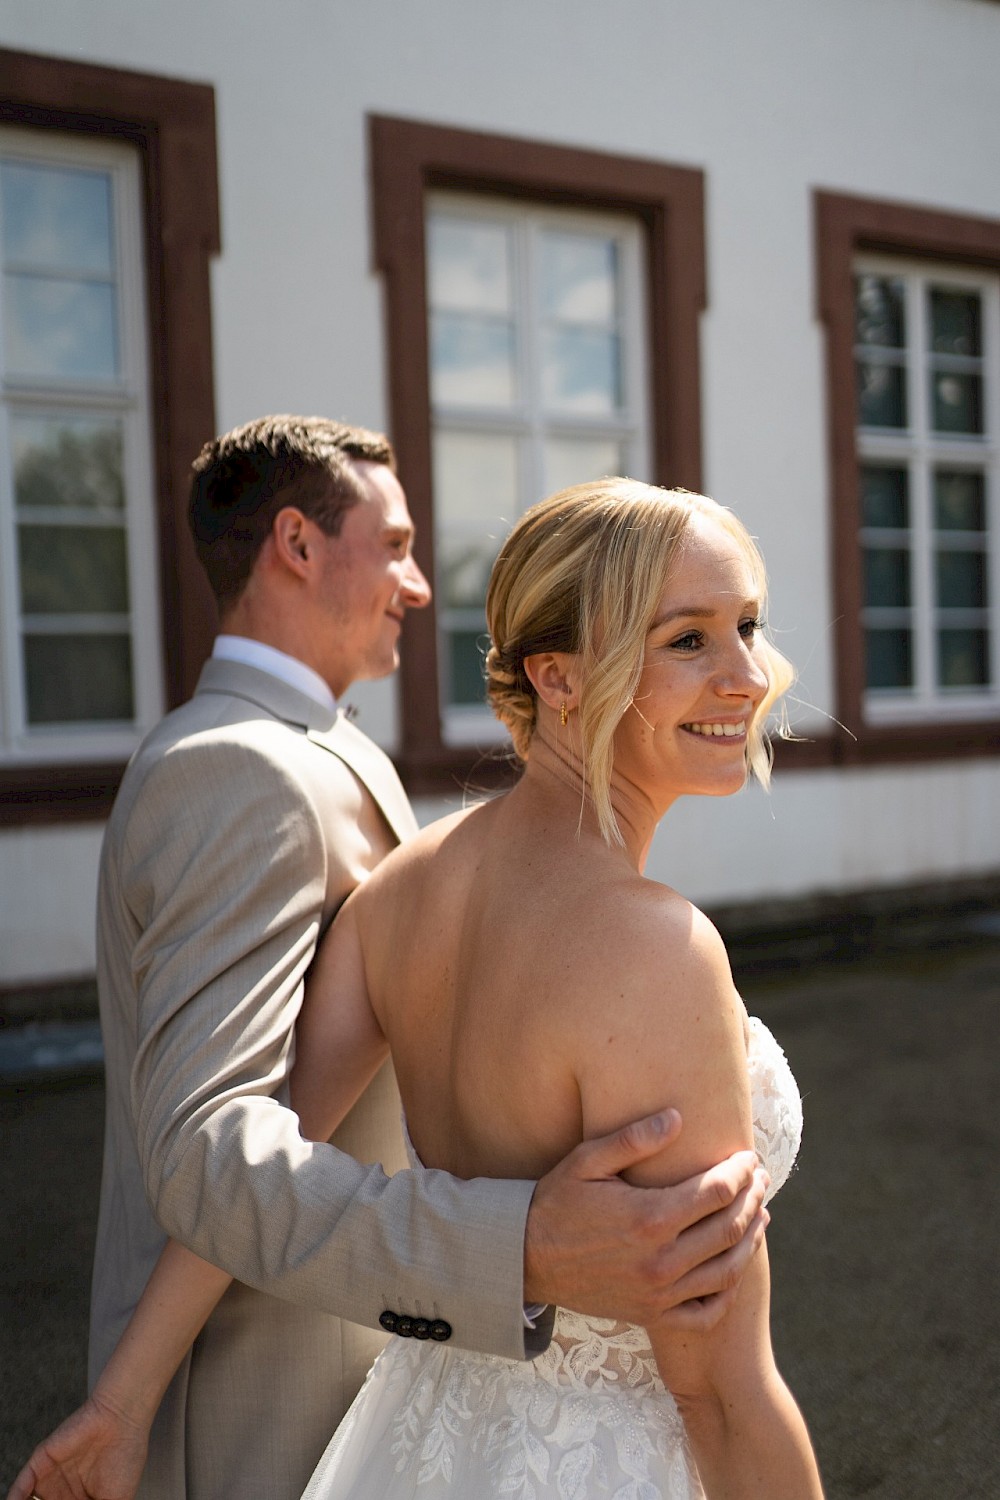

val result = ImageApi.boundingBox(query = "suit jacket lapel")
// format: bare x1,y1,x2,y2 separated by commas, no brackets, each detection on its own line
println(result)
195,658,418,845
307,716,418,845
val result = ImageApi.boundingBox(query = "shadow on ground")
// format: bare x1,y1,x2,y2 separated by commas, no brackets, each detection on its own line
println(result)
2,940,998,1499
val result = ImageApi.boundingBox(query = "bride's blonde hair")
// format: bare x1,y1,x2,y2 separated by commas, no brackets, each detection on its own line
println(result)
485,478,794,845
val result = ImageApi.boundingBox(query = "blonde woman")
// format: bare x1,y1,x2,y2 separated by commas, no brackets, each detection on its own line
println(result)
14,480,822,1500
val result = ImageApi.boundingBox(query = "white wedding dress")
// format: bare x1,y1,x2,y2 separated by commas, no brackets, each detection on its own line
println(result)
301,1018,802,1500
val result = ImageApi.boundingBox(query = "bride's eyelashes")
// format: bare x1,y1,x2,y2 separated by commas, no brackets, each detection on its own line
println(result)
662,617,765,655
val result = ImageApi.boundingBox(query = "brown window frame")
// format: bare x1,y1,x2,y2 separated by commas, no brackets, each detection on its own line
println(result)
0,47,219,826
369,115,706,795
816,189,1000,766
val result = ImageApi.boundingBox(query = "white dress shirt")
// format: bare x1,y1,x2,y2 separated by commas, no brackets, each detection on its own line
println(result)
213,635,337,712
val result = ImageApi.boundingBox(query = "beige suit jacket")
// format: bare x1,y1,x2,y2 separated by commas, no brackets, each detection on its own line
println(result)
90,659,540,1499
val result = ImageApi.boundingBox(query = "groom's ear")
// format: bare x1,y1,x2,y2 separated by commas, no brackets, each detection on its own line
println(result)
522,651,579,713
270,507,316,579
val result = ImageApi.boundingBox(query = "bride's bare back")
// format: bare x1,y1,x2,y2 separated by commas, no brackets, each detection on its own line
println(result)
339,761,752,1200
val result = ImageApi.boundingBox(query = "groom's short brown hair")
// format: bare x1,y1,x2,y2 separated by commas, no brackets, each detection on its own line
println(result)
189,414,396,607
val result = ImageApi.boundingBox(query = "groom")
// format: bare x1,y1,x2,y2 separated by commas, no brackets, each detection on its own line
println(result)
84,416,769,1500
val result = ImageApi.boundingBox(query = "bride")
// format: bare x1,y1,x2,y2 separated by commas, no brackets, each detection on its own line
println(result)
11,479,822,1499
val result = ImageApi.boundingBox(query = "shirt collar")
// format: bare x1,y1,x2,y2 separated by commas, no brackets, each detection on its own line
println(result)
212,635,337,713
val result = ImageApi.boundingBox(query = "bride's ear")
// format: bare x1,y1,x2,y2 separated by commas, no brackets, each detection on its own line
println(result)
522,652,580,715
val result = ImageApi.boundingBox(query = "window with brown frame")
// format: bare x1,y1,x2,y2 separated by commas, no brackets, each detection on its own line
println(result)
369,116,706,795
0,47,219,825
816,190,1000,765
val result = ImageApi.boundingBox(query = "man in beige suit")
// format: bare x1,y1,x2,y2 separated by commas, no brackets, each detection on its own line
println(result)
68,417,769,1500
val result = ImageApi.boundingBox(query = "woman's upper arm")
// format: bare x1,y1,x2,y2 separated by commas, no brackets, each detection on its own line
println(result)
576,898,753,1191
576,895,775,1400
289,893,389,1142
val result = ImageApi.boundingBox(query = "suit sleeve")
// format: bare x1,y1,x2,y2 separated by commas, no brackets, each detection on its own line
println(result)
125,732,540,1362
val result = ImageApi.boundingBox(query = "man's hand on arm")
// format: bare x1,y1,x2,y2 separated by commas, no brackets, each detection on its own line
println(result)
523,1109,769,1334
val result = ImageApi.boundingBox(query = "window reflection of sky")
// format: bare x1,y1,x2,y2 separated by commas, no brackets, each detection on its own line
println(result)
855,273,905,348
541,234,617,322
428,204,639,712
431,313,516,406
542,327,620,413
1,161,114,274
4,276,119,379
433,430,516,609
429,218,511,314
545,436,622,494
0,153,144,728
1,161,119,380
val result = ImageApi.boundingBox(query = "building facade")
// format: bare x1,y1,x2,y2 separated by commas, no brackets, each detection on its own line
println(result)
1,0,999,992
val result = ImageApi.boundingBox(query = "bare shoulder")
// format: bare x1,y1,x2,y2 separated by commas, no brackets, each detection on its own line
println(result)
573,874,735,1017
572,877,752,1185
352,802,484,908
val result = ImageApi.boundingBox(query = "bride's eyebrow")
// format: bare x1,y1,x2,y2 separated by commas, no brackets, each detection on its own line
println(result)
651,598,760,629
654,605,716,626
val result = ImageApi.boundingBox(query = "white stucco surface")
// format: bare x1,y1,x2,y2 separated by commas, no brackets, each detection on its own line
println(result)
0,824,103,982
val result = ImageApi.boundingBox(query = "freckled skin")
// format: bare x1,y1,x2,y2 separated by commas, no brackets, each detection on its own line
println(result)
612,515,770,819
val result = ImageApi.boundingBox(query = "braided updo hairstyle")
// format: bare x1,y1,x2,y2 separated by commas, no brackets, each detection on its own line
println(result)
485,478,793,845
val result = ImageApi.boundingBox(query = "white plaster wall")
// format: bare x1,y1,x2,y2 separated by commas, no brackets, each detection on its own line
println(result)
0,824,103,981
2,0,999,982
645,757,1000,908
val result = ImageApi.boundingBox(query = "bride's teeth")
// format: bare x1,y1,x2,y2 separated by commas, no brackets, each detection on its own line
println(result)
686,721,745,737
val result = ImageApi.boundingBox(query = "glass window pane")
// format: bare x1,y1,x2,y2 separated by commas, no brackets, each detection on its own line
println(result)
541,234,617,322
934,470,985,532
428,218,511,315
23,632,133,723
857,360,907,428
446,629,488,706
433,430,519,527
931,371,983,435
3,273,119,380
431,312,515,407
865,628,913,689
929,288,982,357
433,431,517,611
864,548,911,607
544,437,624,494
855,274,906,348
937,628,989,688
437,541,498,611
860,466,909,529
542,327,620,413
13,414,125,511
18,523,130,613
1,161,114,275
935,549,987,609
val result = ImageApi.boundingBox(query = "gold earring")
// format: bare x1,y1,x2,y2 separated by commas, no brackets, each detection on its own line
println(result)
560,701,568,727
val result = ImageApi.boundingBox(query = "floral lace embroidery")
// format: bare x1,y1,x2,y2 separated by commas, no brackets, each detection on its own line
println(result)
376,1333,701,1499
360,1018,803,1499
747,1016,803,1204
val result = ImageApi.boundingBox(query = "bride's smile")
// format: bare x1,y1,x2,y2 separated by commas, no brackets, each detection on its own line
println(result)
612,510,771,814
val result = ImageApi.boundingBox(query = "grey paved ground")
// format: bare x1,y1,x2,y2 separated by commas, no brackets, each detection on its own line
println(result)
2,936,998,1499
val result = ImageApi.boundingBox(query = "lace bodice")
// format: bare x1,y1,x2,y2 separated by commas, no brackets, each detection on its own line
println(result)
747,1015,803,1204
302,1017,802,1500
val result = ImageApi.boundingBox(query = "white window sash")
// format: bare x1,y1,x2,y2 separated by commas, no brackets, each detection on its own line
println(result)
0,127,163,763
427,192,651,744
856,253,1000,723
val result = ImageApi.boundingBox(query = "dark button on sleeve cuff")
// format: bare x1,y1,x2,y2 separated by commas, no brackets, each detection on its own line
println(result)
379,1310,452,1342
